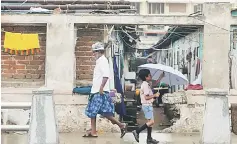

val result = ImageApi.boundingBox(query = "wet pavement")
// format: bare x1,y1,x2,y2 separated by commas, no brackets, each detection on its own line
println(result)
2,107,236,144
2,132,237,144
137,107,171,131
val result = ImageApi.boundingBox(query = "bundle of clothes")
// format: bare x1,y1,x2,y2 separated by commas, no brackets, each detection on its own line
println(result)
72,86,122,104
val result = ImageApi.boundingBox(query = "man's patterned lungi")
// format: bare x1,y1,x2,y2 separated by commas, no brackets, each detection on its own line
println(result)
85,92,114,118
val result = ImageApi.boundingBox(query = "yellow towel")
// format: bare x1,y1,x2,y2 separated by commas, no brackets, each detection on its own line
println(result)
4,32,40,50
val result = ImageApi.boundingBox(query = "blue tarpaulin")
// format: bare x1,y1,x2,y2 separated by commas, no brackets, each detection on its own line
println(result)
113,56,126,117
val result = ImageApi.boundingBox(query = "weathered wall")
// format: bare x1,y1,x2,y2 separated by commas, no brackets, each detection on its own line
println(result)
56,105,120,133
1,88,121,133
1,25,105,88
161,90,236,133
75,26,103,80
162,103,204,133
1,26,46,86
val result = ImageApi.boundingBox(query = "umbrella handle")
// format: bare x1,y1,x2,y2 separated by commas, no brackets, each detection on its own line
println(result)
157,83,161,93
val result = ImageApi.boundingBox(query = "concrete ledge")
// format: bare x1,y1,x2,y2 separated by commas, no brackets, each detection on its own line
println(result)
185,90,206,104
1,88,88,105
1,88,71,94
2,94,88,105
3,88,237,105
186,89,237,104
1,80,44,88
187,95,237,105
185,90,206,96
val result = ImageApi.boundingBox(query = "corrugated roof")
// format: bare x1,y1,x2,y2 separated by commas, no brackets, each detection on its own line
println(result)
152,26,201,49
1,0,134,14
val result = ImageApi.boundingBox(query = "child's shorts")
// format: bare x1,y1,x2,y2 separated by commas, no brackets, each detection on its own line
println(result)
142,104,154,120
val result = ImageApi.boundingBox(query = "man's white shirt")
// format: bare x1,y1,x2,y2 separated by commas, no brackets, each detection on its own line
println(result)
91,55,110,94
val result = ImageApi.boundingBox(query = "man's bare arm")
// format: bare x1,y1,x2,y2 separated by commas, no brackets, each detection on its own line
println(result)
100,77,109,93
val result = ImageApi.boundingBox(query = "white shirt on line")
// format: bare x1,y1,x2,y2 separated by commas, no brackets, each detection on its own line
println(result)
91,55,110,94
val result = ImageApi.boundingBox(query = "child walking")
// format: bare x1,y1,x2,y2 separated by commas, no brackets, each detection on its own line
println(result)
132,69,161,144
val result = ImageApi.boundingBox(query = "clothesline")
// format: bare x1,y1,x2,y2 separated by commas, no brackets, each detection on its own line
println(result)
1,29,46,35
0,29,206,46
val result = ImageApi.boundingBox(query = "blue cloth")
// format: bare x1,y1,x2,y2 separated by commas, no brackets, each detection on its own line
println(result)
72,86,91,95
85,93,114,118
142,105,154,120
113,56,126,116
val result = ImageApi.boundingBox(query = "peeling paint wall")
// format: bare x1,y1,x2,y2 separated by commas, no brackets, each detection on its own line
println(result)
162,104,204,133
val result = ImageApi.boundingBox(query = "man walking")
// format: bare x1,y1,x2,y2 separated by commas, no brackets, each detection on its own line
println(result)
83,42,127,138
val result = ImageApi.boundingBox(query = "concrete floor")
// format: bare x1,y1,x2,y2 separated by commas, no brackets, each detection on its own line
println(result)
2,132,237,144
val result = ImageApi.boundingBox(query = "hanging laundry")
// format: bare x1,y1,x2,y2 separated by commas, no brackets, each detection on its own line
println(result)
120,54,124,77
195,58,201,77
113,56,126,117
3,32,40,55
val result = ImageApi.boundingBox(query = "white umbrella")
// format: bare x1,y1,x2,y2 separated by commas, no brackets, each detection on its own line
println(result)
138,64,188,86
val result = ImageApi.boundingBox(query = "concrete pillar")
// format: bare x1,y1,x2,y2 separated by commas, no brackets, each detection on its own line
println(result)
140,0,148,15
186,3,193,14
45,19,75,92
164,3,169,14
202,3,231,89
28,88,59,144
201,89,231,144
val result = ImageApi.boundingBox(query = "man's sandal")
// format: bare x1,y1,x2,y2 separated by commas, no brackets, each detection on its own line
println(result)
120,123,127,138
82,132,98,138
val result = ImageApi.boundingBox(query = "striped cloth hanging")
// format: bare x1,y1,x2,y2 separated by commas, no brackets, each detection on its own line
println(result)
3,32,40,55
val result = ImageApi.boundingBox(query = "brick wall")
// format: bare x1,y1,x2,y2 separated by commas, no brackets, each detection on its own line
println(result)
75,26,104,80
1,26,46,82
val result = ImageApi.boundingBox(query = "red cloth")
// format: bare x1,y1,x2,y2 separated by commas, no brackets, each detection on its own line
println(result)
185,84,203,90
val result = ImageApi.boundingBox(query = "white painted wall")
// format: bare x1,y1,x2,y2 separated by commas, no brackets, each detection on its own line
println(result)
171,31,201,84
154,30,202,92
130,0,202,15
